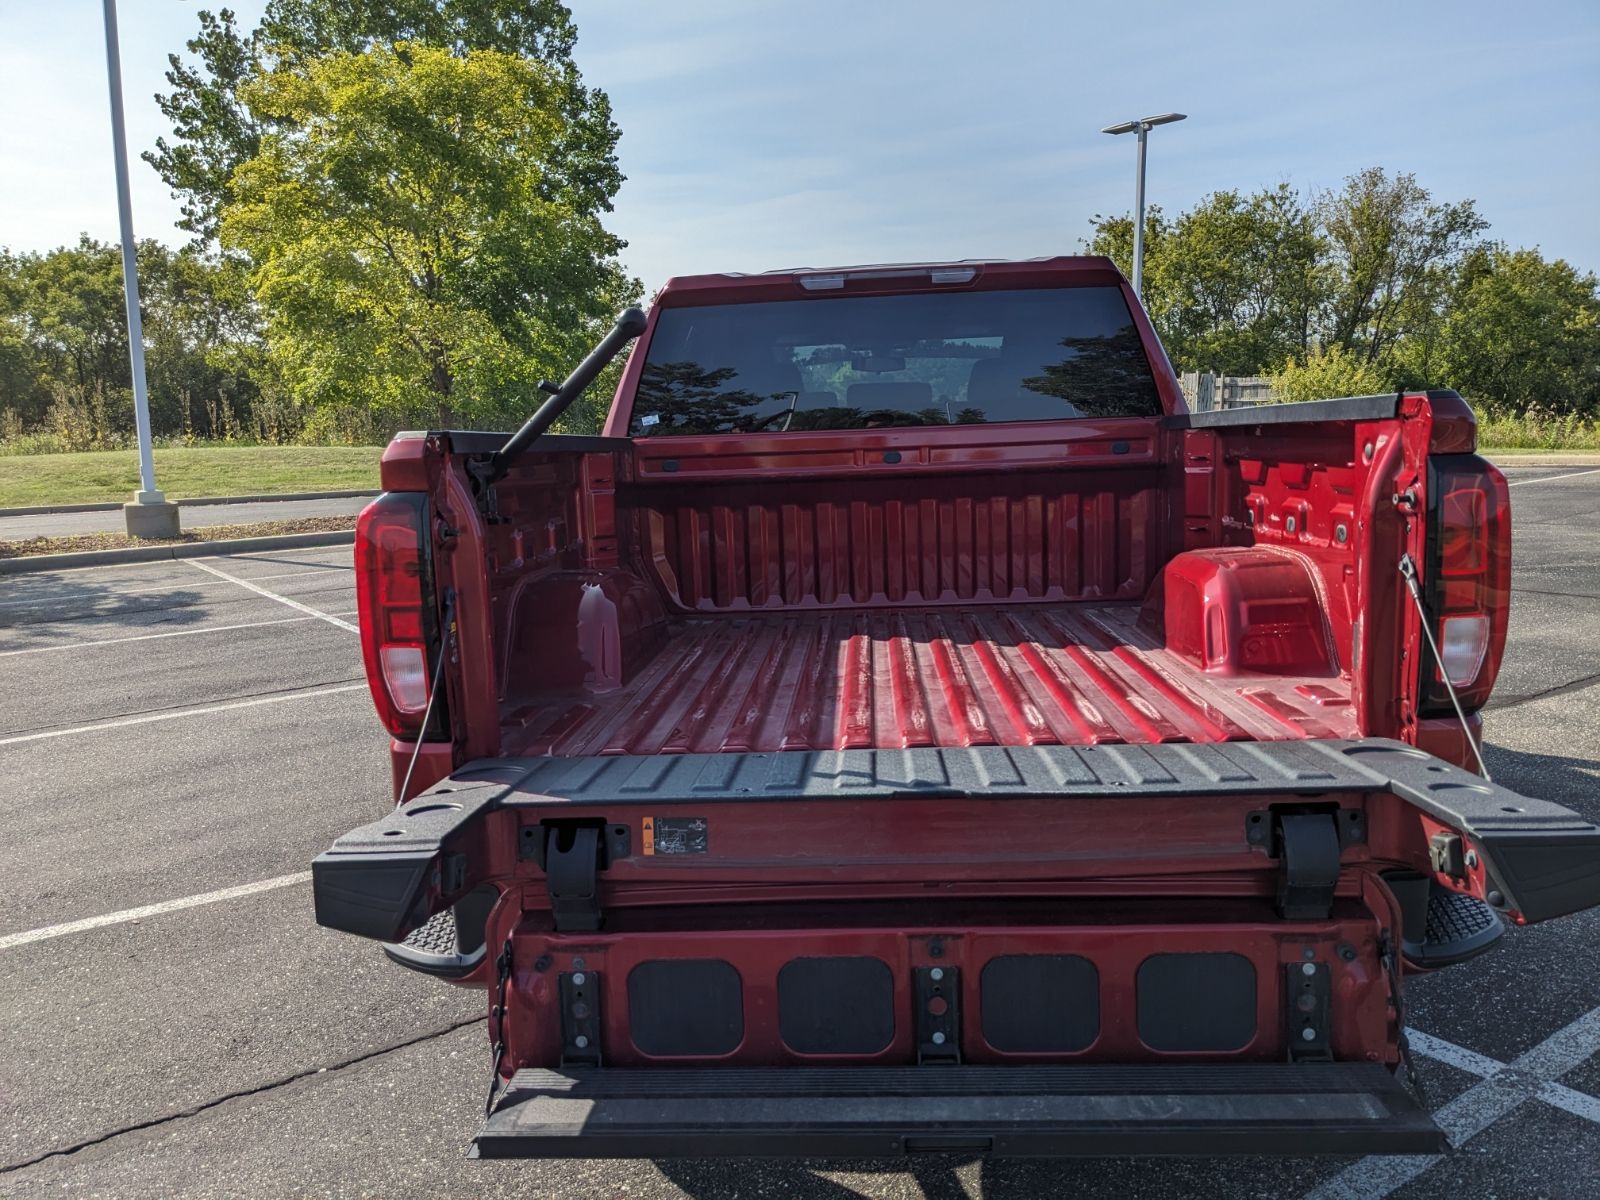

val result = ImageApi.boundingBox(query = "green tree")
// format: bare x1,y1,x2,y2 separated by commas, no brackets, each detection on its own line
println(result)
221,44,635,426
1088,186,1325,375
1429,246,1600,417
0,238,269,444
147,1,616,248
1319,168,1487,368
1270,344,1388,402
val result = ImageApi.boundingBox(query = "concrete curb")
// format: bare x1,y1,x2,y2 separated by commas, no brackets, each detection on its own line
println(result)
0,489,378,518
0,529,354,576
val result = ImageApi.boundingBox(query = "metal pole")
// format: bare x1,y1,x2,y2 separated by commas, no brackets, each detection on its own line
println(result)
101,0,164,506
1131,122,1148,299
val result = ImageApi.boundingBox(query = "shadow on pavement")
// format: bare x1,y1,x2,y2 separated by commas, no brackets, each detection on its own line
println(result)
656,1153,1333,1199
0,571,211,637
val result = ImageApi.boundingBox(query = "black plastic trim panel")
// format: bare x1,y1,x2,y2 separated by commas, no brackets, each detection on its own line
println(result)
472,1063,1443,1158
441,431,632,455
1167,394,1400,429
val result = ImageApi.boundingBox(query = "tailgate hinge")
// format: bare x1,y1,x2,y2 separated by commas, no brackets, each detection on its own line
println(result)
1268,812,1345,921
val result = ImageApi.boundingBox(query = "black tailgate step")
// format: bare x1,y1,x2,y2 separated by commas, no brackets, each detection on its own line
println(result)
1407,885,1505,969
473,1064,1443,1159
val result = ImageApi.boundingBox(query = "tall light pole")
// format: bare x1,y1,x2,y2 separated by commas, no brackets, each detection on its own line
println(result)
1101,112,1186,299
101,0,179,538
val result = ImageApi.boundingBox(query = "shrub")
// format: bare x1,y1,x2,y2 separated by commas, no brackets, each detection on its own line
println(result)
1270,345,1389,403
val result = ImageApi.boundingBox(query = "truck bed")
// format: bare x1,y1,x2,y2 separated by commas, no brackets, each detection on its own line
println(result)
501,602,1356,757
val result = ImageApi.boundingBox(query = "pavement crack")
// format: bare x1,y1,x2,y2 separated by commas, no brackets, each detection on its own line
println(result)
1486,668,1600,713
0,1017,485,1174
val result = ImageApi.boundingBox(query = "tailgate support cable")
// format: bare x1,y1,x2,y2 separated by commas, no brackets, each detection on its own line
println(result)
1398,554,1491,780
485,938,514,1118
1380,931,1429,1111
398,589,458,803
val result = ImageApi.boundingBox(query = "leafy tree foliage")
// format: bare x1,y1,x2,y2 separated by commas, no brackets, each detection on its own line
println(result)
147,1,616,248
1431,246,1600,417
1270,344,1388,403
1086,168,1600,417
1089,185,1323,375
220,44,636,426
1318,168,1487,366
0,239,266,444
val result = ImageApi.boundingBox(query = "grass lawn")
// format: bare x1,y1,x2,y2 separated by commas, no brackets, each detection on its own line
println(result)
0,515,355,559
0,446,382,508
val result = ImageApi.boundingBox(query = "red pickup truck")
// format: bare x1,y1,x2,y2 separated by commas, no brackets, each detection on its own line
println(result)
313,256,1600,1159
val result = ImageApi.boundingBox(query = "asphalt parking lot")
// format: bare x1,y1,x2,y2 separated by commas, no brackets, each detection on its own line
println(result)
2,465,1597,1200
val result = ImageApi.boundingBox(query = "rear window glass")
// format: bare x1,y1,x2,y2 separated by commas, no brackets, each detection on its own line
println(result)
629,286,1161,436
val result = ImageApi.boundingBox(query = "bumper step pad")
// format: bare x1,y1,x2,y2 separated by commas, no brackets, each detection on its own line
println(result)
1405,885,1504,969
382,906,484,979
473,1063,1444,1159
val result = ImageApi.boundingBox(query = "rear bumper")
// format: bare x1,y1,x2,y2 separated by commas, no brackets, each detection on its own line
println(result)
474,1063,1444,1158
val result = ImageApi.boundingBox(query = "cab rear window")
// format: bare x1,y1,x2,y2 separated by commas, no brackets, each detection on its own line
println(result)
629,286,1161,436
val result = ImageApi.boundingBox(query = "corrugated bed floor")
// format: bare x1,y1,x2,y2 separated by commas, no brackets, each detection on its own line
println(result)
501,604,1357,757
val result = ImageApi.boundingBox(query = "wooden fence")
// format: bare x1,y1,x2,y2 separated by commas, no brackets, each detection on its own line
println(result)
1179,372,1276,411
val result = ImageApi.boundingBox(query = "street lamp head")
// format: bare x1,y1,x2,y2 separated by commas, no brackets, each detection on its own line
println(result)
1102,112,1187,135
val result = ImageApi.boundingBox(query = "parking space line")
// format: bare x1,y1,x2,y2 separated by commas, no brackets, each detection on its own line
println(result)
252,566,353,582
0,614,349,657
0,577,233,610
1506,467,1600,487
1408,1028,1600,1124
0,683,366,747
1406,1029,1505,1076
186,558,359,633
0,871,312,952
0,565,352,615
1302,1009,1600,1199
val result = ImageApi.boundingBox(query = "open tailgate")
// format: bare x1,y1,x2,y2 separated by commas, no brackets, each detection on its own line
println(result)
313,738,1600,942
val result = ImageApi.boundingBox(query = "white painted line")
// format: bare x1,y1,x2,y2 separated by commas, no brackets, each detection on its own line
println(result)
186,557,359,633
0,871,312,952
0,683,366,747
0,560,350,612
1540,1081,1600,1125
1506,467,1600,487
1302,1007,1600,1199
1406,1028,1505,1077
252,566,353,582
1408,1027,1600,1126
0,614,322,657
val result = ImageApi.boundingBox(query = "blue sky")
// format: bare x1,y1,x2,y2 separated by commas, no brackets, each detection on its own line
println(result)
2,0,1596,292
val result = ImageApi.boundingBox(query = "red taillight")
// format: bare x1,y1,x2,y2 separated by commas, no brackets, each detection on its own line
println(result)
1422,458,1510,713
355,494,441,738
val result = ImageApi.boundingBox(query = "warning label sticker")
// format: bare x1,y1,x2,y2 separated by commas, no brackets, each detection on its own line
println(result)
642,816,708,856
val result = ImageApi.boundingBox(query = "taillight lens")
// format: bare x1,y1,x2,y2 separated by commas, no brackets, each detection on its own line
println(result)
355,494,444,738
1422,457,1510,713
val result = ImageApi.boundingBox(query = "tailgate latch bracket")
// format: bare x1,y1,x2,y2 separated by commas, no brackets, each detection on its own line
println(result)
544,825,604,932
1286,961,1333,1060
1270,812,1344,920
559,970,603,1067
914,966,962,1064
